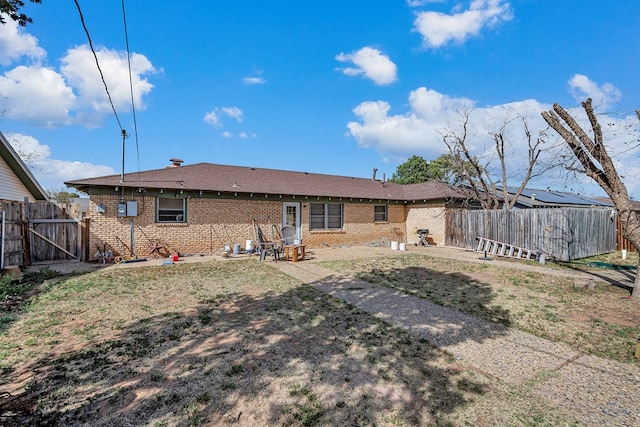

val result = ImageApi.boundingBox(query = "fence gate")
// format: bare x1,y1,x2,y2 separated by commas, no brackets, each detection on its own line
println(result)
1,201,26,268
1,200,82,267
27,201,82,263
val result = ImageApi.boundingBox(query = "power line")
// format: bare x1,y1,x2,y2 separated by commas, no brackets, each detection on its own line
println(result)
72,0,123,132
121,0,141,174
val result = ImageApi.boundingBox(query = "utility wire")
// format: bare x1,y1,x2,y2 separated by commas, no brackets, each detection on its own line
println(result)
121,0,141,175
72,0,123,132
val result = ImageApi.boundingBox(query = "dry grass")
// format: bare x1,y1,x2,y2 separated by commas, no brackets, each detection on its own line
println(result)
320,253,640,366
0,257,585,426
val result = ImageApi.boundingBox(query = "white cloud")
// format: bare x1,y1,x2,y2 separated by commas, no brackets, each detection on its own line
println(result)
0,44,156,127
203,106,243,127
413,0,513,48
568,74,622,111
0,65,77,126
0,13,46,66
222,131,233,138
61,45,156,116
203,111,220,126
243,70,266,85
221,107,243,121
5,133,116,190
407,0,444,7
347,87,478,155
336,47,398,86
5,132,50,161
243,76,266,85
346,75,640,197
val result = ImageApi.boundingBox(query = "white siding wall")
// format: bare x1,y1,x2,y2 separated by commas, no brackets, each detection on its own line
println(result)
0,156,34,201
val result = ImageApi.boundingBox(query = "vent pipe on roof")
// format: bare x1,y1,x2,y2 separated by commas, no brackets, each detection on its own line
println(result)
372,168,378,181
169,158,184,167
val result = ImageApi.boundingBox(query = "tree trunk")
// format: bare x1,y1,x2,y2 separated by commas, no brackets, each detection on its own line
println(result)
542,99,640,299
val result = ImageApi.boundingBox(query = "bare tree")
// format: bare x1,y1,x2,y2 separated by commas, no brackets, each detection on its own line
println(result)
542,98,640,300
441,109,552,209
441,109,497,209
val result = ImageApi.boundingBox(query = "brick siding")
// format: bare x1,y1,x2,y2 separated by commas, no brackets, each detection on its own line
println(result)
87,196,409,259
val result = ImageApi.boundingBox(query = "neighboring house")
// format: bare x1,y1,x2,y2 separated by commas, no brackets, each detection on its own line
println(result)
0,131,48,202
498,186,613,209
65,161,470,259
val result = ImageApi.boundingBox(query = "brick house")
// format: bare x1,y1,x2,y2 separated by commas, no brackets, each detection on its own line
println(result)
65,161,469,259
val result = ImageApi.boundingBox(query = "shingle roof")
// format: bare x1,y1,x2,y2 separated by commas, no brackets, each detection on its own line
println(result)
594,196,640,211
65,163,469,202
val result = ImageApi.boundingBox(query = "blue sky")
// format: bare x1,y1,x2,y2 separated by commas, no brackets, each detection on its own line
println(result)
1,0,639,198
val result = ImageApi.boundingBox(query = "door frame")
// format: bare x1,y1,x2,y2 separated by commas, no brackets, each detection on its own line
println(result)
282,202,301,240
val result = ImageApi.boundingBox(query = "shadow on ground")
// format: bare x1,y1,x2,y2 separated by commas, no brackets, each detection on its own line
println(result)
0,259,518,425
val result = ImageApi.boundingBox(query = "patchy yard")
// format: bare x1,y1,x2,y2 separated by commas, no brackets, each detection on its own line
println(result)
0,258,583,426
320,253,640,366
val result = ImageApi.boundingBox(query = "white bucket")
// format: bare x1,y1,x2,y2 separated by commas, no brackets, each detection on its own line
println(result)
246,240,254,251
391,241,399,250
622,249,628,260
399,243,407,251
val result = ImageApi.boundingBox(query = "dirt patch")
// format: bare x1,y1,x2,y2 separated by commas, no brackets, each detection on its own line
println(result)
1,257,582,426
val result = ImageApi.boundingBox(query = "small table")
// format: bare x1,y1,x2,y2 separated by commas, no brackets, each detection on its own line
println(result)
284,245,305,262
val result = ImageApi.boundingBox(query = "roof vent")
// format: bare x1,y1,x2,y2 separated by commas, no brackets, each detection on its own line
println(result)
169,158,184,167
372,168,378,181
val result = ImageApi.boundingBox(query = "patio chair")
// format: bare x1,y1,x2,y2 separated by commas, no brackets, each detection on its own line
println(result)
281,225,297,246
255,224,279,261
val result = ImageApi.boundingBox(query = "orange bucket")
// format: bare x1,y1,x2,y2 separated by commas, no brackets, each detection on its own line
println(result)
171,253,179,262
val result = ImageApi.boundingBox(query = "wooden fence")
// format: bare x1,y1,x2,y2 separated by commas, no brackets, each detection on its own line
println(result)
445,207,616,261
1,199,83,267
616,216,638,253
1,202,26,267
27,201,83,263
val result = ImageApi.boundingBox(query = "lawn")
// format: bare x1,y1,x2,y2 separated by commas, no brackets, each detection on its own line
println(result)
319,253,640,366
0,254,628,425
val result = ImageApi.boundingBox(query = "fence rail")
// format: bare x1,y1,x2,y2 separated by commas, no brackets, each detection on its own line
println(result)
1,199,82,267
445,207,616,261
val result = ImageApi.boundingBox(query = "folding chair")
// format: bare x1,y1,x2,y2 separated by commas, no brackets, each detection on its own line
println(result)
255,224,279,261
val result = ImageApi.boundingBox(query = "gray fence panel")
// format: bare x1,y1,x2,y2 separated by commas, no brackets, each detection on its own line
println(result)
445,208,616,261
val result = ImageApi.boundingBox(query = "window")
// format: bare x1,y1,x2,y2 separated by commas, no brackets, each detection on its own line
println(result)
374,205,388,222
310,203,343,230
157,198,186,223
